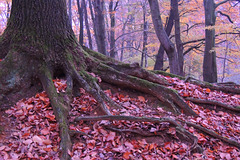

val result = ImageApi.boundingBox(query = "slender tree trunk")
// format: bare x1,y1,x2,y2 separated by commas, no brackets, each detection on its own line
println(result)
222,36,228,82
68,0,72,28
141,4,148,68
89,0,97,49
203,0,217,82
148,0,180,75
77,0,84,45
109,0,119,58
82,0,93,49
154,2,174,71
172,0,184,76
92,0,107,55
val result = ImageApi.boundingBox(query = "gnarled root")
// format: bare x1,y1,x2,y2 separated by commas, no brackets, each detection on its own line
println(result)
74,115,202,153
39,65,72,160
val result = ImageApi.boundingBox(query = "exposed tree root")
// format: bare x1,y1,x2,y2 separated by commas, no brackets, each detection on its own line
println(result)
74,115,201,152
185,97,240,112
178,119,240,149
39,65,72,160
102,124,164,137
91,63,197,116
184,77,240,94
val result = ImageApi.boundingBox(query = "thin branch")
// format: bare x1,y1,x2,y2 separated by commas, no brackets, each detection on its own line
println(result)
217,11,234,23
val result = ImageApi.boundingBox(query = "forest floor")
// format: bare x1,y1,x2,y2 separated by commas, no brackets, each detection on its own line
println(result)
0,74,240,159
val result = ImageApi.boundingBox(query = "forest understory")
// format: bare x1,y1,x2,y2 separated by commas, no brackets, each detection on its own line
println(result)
0,68,240,160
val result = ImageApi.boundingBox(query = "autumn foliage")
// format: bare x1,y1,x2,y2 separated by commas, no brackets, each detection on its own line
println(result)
1,75,240,159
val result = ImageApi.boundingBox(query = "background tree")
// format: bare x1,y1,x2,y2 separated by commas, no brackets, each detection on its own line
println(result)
148,0,180,75
92,0,107,55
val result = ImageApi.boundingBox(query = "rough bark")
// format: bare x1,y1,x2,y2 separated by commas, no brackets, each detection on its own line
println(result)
82,0,93,49
92,0,107,55
154,14,174,70
148,0,180,75
109,0,118,58
141,3,148,68
172,0,184,76
203,0,217,83
77,0,84,45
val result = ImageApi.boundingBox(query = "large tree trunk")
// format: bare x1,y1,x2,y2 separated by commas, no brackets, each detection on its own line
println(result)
203,0,217,82
148,0,180,75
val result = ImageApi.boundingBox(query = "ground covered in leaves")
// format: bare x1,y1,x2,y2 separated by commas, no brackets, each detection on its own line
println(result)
0,75,240,159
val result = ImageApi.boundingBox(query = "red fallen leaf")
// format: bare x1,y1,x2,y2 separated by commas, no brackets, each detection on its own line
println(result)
23,139,33,145
45,113,55,121
41,128,50,135
106,131,115,141
0,146,6,151
43,147,52,152
0,59,2,62
124,141,134,149
32,135,43,144
205,88,211,93
168,127,176,135
43,139,52,145
123,151,131,159
219,152,231,160
172,154,179,159
138,96,145,102
22,132,30,138
149,143,155,150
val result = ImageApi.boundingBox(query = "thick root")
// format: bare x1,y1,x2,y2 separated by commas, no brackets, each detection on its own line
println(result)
178,119,240,149
39,65,72,160
185,97,240,112
93,64,197,116
74,115,201,153
70,63,112,115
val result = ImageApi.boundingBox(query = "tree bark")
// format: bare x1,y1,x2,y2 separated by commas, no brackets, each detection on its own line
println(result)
68,0,72,28
77,0,84,45
203,0,217,83
82,0,93,49
109,0,118,58
92,0,107,55
172,0,184,76
148,0,180,75
141,3,148,68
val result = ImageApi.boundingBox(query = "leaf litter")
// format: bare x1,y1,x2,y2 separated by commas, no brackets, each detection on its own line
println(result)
0,76,239,159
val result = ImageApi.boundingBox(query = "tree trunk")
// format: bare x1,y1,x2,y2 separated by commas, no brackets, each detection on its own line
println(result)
77,0,84,45
172,0,184,76
154,14,174,70
92,0,107,55
82,0,93,49
148,0,180,75
141,3,148,68
109,0,118,58
203,0,217,83
89,0,98,49
68,0,72,28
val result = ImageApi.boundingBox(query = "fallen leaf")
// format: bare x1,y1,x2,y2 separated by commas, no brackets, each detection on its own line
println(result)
32,135,43,145
138,96,145,102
